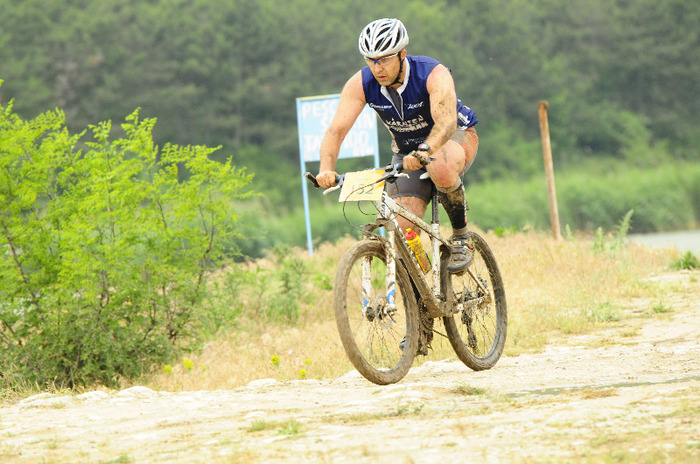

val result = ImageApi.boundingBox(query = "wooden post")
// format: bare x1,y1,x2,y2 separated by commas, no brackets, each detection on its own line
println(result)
538,101,562,240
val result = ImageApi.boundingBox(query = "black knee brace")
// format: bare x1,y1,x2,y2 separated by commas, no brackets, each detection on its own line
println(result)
436,180,469,234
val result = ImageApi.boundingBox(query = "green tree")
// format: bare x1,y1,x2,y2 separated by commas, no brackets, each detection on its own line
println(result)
1,0,699,248
0,98,254,388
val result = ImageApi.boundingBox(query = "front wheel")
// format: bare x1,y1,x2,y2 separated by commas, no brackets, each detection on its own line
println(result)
334,239,420,385
442,231,507,370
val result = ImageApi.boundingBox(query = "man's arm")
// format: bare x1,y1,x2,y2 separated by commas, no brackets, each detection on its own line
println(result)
424,64,458,149
317,71,367,188
403,64,458,171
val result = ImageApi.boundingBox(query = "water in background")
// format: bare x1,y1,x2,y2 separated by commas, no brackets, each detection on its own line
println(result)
629,230,700,255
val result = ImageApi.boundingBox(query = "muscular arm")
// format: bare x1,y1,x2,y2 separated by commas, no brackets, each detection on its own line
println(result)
403,64,458,172
317,71,366,187
424,64,458,150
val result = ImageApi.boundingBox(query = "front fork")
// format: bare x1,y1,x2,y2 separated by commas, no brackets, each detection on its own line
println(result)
361,228,397,323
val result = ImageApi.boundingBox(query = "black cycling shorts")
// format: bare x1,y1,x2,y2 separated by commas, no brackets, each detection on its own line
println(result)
386,128,477,203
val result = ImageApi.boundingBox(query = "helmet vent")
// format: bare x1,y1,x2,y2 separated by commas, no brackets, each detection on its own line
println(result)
358,18,409,59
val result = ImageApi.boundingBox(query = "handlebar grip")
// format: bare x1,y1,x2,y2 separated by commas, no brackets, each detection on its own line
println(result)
303,172,320,189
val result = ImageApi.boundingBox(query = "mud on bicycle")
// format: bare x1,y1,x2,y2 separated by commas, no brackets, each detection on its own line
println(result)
305,161,507,385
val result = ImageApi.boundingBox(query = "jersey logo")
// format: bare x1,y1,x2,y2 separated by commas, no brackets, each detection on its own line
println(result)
384,115,429,133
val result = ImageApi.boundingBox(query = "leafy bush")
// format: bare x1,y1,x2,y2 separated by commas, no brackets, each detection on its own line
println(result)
557,163,698,233
671,251,699,271
0,101,253,388
466,162,700,234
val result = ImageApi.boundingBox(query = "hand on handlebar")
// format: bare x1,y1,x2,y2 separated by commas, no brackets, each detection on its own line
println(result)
316,170,339,188
402,154,423,172
403,150,435,172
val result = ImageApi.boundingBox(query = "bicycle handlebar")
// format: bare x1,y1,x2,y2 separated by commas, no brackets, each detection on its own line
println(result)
304,163,401,192
303,171,321,189
303,153,432,194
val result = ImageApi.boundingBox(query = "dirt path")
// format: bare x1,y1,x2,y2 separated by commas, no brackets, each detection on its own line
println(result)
2,271,699,463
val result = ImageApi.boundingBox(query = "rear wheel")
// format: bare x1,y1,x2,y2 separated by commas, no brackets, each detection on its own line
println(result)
443,231,507,370
334,239,419,384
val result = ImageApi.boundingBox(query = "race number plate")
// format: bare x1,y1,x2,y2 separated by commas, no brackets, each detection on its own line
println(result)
338,170,385,202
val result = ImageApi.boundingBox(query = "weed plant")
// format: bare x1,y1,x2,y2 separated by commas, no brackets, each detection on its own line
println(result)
0,105,254,390
671,251,699,270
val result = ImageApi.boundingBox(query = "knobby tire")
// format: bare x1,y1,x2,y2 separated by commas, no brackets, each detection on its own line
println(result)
442,231,507,370
334,239,420,385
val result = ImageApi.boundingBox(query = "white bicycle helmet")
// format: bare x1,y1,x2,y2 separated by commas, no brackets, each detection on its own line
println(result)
358,18,409,59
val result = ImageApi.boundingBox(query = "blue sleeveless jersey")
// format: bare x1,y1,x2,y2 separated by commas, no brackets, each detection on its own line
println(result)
361,55,477,153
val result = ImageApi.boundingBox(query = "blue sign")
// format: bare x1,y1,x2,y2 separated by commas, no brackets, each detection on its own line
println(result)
296,94,379,162
296,94,380,254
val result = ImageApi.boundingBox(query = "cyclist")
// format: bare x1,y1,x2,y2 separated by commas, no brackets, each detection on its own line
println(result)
316,18,479,273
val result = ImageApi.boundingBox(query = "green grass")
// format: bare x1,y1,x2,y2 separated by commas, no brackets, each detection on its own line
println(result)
246,420,274,433
672,251,699,270
452,384,487,396
652,301,673,314
246,419,304,437
277,419,303,437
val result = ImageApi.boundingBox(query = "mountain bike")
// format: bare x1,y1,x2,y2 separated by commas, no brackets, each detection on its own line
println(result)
305,163,507,385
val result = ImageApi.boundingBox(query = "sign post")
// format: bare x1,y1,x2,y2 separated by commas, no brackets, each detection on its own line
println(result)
296,94,379,254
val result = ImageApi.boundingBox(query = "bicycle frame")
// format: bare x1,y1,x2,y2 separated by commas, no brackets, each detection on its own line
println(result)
306,167,491,320
366,190,453,319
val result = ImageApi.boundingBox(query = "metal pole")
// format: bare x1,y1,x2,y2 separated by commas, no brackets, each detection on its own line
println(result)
300,159,314,255
538,101,562,240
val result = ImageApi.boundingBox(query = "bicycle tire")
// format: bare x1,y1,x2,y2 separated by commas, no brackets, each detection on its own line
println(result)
443,231,507,370
334,239,420,384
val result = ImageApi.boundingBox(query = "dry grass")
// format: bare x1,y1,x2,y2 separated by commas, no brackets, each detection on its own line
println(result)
144,319,349,391
139,229,691,392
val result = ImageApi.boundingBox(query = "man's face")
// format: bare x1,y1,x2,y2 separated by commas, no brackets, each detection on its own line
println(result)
365,51,403,86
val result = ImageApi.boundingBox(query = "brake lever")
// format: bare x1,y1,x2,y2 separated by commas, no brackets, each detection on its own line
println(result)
380,163,409,183
323,174,345,195
408,150,436,166
323,184,341,195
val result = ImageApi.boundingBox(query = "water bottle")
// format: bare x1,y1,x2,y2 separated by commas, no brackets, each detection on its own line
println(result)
405,228,431,274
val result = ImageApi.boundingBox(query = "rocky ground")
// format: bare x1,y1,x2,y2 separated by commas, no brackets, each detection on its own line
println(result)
1,271,698,463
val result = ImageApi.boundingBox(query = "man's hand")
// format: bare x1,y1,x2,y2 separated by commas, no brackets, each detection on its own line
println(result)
403,149,434,172
316,170,338,188
402,154,423,172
